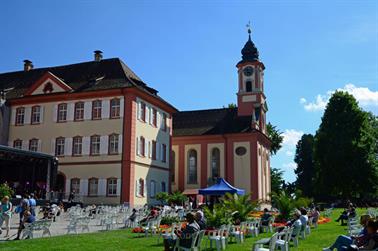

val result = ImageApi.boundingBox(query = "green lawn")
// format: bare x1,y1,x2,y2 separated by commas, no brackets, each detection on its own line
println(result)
0,209,364,251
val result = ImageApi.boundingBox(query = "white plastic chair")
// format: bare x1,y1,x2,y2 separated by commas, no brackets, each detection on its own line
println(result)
175,230,205,251
207,226,225,251
230,222,246,243
276,227,292,251
253,232,278,251
261,217,274,233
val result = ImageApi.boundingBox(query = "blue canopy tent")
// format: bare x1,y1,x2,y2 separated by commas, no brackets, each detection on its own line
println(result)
198,178,245,195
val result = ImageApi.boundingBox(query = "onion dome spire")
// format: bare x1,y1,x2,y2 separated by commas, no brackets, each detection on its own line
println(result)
238,22,259,64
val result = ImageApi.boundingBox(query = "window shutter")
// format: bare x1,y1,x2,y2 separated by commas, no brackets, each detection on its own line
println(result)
156,112,160,128
135,180,139,197
39,106,44,123
148,141,151,158
146,106,150,123
52,104,58,122
149,108,152,124
51,139,56,155
136,137,140,156
156,142,160,161
38,139,42,152
144,140,148,157
137,102,141,120
143,180,147,197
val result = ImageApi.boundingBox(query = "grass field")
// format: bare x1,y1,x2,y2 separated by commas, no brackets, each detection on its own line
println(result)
0,209,365,251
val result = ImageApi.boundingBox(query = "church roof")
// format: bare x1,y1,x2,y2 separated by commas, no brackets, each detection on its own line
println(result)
0,58,174,109
172,107,254,137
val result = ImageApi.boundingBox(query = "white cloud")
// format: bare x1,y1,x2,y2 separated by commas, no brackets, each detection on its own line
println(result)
286,150,294,157
283,162,297,170
282,129,303,147
300,84,378,112
340,84,378,106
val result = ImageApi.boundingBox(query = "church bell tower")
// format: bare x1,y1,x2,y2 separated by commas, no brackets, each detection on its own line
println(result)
236,25,267,133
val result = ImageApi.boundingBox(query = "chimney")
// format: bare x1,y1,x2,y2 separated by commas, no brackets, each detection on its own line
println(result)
94,50,103,62
23,60,33,71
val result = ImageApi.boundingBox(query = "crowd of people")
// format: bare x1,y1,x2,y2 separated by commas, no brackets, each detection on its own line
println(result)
323,215,378,250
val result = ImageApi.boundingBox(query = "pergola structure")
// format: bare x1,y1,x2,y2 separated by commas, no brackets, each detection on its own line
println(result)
0,145,58,198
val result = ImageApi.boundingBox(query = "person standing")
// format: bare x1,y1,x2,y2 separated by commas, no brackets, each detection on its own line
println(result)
0,196,13,237
18,194,30,224
28,194,37,216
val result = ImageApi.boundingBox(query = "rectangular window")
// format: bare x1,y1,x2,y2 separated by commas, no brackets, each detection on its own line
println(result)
110,99,120,118
74,102,84,121
70,179,80,194
161,182,166,193
162,144,167,163
57,103,67,122
92,100,102,120
152,108,157,127
150,180,156,198
141,102,146,122
31,106,41,124
90,135,100,155
88,178,98,196
152,140,156,160
29,139,39,152
15,107,25,125
72,136,83,156
139,137,145,156
55,137,65,156
13,140,22,149
162,113,167,131
107,178,117,196
137,179,144,197
108,134,119,154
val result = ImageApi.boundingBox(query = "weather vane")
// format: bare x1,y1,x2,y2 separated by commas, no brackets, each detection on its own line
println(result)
246,21,252,35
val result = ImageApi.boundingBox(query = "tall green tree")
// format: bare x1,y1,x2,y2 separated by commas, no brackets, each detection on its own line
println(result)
267,122,284,155
294,134,315,197
313,91,378,200
271,167,285,194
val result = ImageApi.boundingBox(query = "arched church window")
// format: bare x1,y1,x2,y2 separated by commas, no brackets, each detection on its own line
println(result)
246,80,252,92
187,149,197,184
211,148,220,178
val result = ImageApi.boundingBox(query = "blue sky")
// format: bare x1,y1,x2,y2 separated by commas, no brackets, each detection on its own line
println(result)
1,1,377,182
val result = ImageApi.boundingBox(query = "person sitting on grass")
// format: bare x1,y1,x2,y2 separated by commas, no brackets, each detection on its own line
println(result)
14,210,36,240
322,215,372,251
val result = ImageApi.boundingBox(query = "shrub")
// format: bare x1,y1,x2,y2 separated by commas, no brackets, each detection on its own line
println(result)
203,204,232,228
271,191,296,221
221,193,260,223
167,191,187,205
155,192,169,204
160,216,180,226
0,183,14,199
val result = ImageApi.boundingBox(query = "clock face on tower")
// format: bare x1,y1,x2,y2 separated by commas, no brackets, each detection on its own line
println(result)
243,66,254,76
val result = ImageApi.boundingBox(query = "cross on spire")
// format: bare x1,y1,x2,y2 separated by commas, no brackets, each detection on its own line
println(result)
246,21,252,38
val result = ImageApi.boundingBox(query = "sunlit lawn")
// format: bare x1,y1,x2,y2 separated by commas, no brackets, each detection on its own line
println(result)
0,209,365,251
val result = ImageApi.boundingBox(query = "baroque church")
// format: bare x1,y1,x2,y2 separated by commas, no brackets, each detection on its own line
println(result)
171,28,271,202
